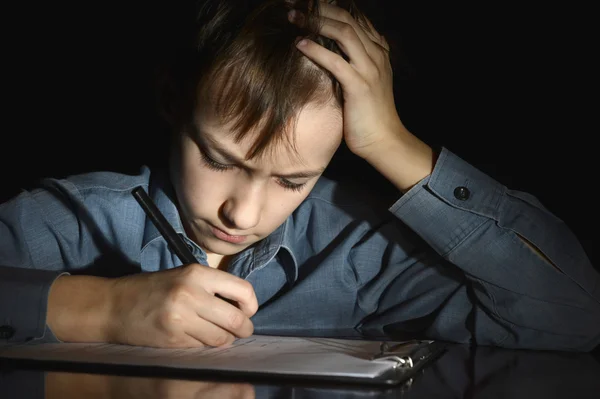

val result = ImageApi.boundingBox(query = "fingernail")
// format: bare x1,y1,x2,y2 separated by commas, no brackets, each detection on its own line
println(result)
296,39,308,47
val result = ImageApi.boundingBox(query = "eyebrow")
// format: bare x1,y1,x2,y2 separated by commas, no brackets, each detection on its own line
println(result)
199,132,325,179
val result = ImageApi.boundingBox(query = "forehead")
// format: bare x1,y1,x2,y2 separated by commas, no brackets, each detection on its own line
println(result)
195,101,343,168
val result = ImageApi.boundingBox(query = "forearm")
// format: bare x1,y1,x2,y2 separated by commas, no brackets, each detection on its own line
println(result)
364,131,566,271
388,148,600,350
47,275,115,343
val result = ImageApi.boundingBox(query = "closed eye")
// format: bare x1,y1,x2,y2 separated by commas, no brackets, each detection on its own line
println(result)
277,178,307,192
199,145,311,193
200,151,234,172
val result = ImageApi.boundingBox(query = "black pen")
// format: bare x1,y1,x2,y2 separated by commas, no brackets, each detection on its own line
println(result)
132,186,198,265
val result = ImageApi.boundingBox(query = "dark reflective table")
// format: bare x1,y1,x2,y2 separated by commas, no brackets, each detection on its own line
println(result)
2,331,599,398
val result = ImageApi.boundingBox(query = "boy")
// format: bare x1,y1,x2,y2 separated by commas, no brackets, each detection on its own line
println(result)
1,0,598,352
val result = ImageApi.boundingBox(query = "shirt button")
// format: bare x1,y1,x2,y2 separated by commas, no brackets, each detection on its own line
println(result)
453,186,471,201
0,325,15,339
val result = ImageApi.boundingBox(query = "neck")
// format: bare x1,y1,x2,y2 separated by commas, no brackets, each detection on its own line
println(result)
206,253,230,271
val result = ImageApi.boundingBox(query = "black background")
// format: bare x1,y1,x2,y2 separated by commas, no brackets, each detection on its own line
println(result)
2,1,596,265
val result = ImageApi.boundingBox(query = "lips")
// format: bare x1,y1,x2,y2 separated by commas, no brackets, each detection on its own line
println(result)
210,225,248,244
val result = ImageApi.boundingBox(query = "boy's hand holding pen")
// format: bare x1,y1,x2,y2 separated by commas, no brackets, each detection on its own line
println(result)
116,186,258,348
106,258,257,348
132,188,243,306
46,188,258,349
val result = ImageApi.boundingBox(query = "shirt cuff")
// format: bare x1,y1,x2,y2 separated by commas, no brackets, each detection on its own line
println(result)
389,147,505,256
0,267,68,344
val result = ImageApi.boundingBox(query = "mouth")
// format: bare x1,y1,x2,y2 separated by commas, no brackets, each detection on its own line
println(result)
209,225,248,244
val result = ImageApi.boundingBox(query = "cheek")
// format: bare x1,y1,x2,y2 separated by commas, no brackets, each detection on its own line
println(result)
259,188,313,232
176,143,229,217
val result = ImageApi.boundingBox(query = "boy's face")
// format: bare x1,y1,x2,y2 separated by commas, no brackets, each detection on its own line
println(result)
171,99,343,260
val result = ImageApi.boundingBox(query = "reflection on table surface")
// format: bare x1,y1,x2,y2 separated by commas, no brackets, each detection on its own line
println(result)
3,342,599,399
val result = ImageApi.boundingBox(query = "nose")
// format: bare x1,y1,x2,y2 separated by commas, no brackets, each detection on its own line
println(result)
221,180,265,231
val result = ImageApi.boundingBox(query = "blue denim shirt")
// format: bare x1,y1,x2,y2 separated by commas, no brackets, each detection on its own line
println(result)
1,148,599,351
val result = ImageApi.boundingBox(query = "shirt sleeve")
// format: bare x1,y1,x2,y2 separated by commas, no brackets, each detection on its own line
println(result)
356,147,600,351
0,180,95,344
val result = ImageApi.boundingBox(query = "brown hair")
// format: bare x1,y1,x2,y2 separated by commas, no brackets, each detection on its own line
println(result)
158,0,372,159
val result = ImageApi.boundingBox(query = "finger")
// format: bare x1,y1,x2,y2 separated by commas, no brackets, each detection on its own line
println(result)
289,4,373,54
196,268,259,317
196,291,255,338
154,303,221,348
157,318,207,349
361,14,390,51
185,309,239,347
295,38,364,93
177,294,240,346
378,35,390,53
317,16,376,72
318,2,384,55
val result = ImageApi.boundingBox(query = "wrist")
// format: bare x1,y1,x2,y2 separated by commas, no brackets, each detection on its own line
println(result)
47,275,116,343
354,122,412,161
348,118,409,161
357,127,435,193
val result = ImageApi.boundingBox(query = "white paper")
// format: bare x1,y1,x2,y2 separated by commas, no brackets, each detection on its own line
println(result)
0,335,419,380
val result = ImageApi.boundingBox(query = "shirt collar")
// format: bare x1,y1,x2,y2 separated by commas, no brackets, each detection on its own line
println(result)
141,168,299,283
250,217,298,282
226,216,298,285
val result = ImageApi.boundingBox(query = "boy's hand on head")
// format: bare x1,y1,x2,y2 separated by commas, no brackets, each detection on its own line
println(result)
289,1,406,160
107,264,258,348
290,1,435,192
